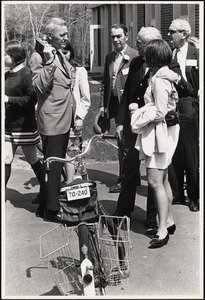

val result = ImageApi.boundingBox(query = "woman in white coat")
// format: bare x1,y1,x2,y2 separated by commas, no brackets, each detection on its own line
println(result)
130,39,180,248
62,42,91,182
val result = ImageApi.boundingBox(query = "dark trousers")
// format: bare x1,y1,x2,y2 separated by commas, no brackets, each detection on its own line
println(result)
115,147,141,215
172,114,199,201
39,131,70,212
109,94,125,181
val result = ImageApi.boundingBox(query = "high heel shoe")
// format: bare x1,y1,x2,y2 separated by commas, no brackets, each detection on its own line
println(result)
167,224,176,234
149,233,169,248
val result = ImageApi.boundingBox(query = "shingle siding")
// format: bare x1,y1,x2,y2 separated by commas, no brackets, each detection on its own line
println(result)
137,4,145,31
161,4,173,42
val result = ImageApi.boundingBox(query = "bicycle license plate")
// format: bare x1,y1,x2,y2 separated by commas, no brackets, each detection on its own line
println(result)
66,186,90,201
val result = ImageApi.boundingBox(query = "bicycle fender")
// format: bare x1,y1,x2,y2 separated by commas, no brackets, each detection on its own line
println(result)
81,258,95,296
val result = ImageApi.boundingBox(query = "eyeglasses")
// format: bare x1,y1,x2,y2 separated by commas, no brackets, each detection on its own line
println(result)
135,39,146,47
168,29,185,36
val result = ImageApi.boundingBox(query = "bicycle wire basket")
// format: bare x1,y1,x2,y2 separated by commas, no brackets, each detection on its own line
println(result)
97,215,131,287
39,225,83,295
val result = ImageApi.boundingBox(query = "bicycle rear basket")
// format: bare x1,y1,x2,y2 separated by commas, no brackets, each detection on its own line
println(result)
39,225,83,295
97,215,131,287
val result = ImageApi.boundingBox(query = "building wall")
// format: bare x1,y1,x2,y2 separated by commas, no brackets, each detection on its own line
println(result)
88,3,201,72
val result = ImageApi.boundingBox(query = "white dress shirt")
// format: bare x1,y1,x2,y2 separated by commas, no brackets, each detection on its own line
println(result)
173,42,188,81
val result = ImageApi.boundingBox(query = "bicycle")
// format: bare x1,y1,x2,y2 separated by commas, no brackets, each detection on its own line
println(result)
37,135,89,183
39,134,131,296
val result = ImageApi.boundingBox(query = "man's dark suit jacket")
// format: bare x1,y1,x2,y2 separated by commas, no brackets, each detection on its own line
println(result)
117,55,193,149
101,45,138,119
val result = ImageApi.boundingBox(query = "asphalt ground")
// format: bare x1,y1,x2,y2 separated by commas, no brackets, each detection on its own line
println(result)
2,154,203,299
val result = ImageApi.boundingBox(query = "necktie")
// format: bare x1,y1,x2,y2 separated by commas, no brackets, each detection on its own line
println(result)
113,51,122,74
57,50,70,76
173,48,180,62
57,51,65,67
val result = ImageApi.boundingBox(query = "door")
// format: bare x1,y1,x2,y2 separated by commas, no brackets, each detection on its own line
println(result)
90,25,105,73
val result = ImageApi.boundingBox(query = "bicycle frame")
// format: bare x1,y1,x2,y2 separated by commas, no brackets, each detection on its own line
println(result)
40,133,131,296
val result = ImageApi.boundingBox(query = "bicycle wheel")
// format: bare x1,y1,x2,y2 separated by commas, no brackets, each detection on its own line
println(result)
77,223,106,296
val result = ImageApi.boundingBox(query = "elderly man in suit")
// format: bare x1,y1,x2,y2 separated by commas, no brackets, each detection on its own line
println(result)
168,19,199,212
99,23,138,193
114,26,193,229
30,17,76,222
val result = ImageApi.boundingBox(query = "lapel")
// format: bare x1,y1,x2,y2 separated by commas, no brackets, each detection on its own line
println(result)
185,44,198,74
186,43,197,60
109,51,116,80
117,45,130,74
55,51,71,78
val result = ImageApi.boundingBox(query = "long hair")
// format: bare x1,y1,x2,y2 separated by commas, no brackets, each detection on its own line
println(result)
63,41,81,68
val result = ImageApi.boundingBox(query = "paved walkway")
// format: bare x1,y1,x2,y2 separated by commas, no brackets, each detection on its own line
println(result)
2,155,203,299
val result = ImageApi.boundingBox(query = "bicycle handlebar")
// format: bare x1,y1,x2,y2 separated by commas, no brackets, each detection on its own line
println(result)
44,134,118,178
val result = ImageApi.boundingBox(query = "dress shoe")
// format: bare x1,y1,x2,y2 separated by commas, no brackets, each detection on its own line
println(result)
172,196,181,205
146,226,157,235
149,233,169,248
146,219,158,235
189,201,199,212
32,193,40,204
109,182,121,193
43,211,62,223
35,206,44,218
167,224,176,234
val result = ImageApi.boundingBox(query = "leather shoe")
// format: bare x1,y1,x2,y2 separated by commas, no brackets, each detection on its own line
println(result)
167,224,176,234
146,226,157,235
189,201,199,212
149,233,169,248
35,206,44,218
109,182,121,193
43,211,62,223
32,193,40,204
146,219,158,235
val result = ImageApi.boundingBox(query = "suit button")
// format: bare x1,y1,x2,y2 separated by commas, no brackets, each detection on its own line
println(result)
140,83,143,86
137,97,140,100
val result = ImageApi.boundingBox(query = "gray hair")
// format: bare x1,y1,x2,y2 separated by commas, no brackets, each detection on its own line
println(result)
169,19,191,37
137,27,162,43
45,17,67,34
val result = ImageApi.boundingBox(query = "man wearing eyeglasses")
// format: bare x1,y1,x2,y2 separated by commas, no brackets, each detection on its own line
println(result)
168,19,199,212
99,23,138,193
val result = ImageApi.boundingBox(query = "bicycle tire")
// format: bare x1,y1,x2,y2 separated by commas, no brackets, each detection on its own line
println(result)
77,223,106,295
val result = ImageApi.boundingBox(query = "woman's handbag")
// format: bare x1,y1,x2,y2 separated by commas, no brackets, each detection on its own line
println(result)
165,84,179,127
165,110,179,126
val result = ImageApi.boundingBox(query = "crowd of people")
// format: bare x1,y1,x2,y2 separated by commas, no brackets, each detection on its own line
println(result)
4,17,199,248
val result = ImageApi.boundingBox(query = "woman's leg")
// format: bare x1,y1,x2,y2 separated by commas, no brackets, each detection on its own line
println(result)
64,153,75,183
164,168,175,227
22,145,43,184
64,137,76,183
5,141,17,187
147,168,168,239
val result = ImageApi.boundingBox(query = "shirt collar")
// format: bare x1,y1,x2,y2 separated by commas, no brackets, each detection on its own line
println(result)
116,44,128,56
177,41,188,54
11,63,24,73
